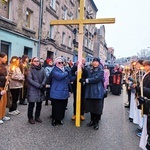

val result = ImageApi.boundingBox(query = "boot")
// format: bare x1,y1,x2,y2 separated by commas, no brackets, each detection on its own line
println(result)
52,119,56,126
87,121,95,127
28,118,35,124
93,120,99,130
87,113,95,127
57,120,63,125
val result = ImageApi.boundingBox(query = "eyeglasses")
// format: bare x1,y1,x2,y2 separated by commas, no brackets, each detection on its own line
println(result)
58,62,63,64
33,60,39,62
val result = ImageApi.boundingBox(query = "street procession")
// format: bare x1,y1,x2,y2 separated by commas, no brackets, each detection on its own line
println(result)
0,0,150,150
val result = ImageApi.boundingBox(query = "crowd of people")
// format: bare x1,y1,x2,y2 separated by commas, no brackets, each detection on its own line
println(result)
0,52,108,130
124,59,150,150
1,51,150,148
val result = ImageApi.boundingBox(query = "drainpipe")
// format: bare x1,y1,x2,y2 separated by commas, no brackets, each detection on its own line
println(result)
37,0,43,57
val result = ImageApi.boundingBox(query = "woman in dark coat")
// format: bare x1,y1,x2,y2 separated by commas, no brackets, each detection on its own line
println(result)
80,57,104,130
0,52,10,124
27,57,47,124
50,57,70,126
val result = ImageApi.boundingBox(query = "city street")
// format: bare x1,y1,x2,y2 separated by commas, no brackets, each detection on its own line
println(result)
0,86,142,150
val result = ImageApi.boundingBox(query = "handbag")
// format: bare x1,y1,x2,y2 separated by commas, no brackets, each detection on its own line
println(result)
6,85,12,108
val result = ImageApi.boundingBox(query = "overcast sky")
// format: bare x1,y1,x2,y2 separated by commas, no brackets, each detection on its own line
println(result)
93,0,150,58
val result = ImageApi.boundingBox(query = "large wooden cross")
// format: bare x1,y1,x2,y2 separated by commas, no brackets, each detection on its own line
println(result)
50,0,115,127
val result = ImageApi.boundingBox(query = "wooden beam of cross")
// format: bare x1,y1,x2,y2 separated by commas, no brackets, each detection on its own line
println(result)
50,0,115,127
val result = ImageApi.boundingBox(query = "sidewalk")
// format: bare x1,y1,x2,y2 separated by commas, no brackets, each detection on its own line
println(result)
0,88,141,150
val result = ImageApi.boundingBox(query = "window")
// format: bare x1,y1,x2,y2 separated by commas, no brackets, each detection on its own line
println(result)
26,9,33,28
70,12,73,20
84,37,87,47
68,36,72,47
77,9,80,19
70,0,74,4
88,39,91,49
62,32,65,45
62,6,67,20
1,0,12,20
87,5,90,12
50,0,56,10
85,25,89,30
50,25,54,39
91,42,93,51
84,0,87,7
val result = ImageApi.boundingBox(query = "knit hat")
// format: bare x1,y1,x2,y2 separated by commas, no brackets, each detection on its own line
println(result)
93,57,100,64
40,58,44,63
54,56,64,64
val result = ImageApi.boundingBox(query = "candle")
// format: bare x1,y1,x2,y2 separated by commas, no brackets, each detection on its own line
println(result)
140,66,144,117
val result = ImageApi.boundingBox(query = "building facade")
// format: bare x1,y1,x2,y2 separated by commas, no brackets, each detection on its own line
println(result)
40,0,98,62
0,0,109,63
0,0,40,61
107,47,116,65
93,25,108,64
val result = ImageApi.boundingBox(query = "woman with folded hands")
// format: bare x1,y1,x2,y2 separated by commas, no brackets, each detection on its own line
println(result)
27,57,47,124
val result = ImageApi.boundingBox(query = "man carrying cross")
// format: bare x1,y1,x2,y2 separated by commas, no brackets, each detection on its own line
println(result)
50,0,115,127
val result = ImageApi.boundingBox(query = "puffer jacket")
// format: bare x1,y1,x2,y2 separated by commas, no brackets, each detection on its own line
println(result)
50,66,69,100
27,64,47,102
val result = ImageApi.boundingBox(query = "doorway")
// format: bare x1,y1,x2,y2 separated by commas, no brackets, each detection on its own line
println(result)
0,41,10,64
47,51,53,59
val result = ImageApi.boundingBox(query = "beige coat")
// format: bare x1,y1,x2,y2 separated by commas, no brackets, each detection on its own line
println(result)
9,67,24,89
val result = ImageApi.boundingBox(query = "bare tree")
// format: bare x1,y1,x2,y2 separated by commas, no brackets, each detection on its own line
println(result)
137,48,150,60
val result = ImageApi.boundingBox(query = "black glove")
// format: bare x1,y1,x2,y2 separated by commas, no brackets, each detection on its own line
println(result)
41,84,46,92
79,78,85,83
137,105,141,110
38,84,44,89
41,87,46,92
137,96,145,105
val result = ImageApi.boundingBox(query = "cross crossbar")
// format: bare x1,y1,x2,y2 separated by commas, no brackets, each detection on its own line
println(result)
51,18,115,25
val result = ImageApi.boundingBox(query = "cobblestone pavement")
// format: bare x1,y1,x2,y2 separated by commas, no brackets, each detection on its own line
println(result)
0,86,142,150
